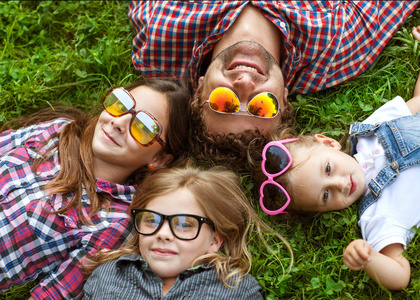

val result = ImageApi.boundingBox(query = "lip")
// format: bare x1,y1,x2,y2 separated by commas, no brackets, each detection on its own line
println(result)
151,248,178,257
102,129,121,146
227,60,264,75
349,176,357,196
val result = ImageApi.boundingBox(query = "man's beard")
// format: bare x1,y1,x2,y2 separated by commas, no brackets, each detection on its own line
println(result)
210,40,281,73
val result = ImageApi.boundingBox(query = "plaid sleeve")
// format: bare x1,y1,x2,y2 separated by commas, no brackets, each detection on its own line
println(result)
278,0,419,94
0,118,72,156
0,128,14,155
30,218,133,300
128,1,245,79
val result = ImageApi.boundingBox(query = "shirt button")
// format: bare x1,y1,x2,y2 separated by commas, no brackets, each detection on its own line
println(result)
374,149,380,154
280,22,286,28
362,164,368,169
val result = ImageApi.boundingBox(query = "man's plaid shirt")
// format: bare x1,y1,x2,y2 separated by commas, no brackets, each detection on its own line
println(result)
128,0,418,94
0,118,135,299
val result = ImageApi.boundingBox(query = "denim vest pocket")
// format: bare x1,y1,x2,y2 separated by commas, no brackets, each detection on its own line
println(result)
388,114,420,157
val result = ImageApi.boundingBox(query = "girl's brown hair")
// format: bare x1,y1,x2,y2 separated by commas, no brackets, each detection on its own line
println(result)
1,77,191,224
83,164,293,288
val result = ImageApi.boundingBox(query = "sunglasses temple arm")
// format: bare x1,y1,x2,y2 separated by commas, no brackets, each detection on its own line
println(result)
157,138,167,151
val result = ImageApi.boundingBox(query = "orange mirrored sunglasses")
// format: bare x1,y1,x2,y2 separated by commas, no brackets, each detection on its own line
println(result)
205,87,279,118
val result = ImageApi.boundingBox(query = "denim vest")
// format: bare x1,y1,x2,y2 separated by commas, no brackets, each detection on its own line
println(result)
349,113,420,216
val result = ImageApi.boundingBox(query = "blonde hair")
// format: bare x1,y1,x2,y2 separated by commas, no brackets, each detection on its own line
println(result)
83,164,293,288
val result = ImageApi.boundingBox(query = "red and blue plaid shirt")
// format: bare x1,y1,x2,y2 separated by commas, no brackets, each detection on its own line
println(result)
0,118,135,300
128,0,418,94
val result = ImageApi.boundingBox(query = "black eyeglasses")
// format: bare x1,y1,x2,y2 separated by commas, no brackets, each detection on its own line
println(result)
131,209,215,241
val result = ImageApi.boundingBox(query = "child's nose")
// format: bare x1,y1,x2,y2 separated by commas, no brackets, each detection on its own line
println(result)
331,176,346,192
156,220,175,241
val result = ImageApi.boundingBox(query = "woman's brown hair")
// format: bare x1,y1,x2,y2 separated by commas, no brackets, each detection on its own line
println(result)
1,77,191,224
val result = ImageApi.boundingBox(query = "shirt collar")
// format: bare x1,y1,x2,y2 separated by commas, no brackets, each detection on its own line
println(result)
95,178,136,203
116,254,212,278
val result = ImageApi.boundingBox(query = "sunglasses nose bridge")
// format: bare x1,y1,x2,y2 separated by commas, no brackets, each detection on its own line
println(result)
235,109,252,116
127,107,137,116
124,107,139,127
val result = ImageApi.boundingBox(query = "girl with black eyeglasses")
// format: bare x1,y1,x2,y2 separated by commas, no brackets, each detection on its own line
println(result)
82,165,292,299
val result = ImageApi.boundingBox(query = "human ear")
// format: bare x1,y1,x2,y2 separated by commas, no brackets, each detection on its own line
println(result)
149,152,173,169
206,231,223,254
314,134,341,150
194,76,204,97
282,87,289,109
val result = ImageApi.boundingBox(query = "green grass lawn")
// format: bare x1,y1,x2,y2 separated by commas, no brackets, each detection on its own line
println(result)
1,1,420,299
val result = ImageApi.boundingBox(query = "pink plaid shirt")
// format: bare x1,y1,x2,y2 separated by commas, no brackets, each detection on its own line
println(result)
0,118,135,299
128,0,418,94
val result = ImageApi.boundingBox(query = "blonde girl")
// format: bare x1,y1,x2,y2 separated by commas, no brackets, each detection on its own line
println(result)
82,165,292,299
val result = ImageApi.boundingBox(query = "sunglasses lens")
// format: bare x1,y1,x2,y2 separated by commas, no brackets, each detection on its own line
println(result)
262,183,289,211
131,112,160,145
104,88,134,116
248,92,279,118
264,145,291,175
208,87,240,114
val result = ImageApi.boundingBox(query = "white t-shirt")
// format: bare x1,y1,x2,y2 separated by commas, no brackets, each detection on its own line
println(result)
354,96,420,252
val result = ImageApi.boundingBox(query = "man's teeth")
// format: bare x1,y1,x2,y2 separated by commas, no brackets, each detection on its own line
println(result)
234,65,258,72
